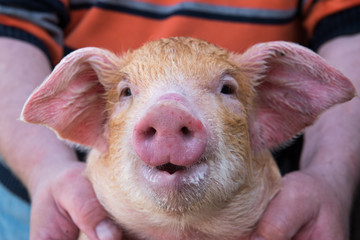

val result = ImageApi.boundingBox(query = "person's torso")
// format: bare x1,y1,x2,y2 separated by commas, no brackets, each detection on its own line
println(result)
64,0,307,54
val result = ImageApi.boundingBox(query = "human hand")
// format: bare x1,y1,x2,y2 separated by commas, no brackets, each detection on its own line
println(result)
251,169,350,240
29,161,122,240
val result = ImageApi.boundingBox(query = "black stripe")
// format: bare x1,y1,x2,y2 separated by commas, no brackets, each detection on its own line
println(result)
70,2,297,25
70,2,93,10
101,2,295,24
0,0,69,28
0,162,30,203
64,45,75,57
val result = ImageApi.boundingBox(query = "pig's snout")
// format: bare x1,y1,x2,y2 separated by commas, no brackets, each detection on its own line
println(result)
133,98,207,170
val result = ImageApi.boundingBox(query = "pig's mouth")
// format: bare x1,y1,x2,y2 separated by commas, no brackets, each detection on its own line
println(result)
139,159,210,211
141,160,209,191
155,163,187,174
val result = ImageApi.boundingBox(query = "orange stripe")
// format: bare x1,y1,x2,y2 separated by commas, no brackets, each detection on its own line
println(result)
65,9,301,54
65,9,88,35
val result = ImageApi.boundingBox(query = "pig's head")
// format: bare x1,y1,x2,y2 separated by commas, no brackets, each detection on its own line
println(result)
22,37,355,240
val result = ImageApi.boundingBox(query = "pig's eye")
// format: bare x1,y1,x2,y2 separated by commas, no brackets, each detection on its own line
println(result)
220,84,235,95
120,87,132,98
119,86,132,101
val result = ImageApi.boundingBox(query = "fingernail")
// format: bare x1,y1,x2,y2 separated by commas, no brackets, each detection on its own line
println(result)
96,219,121,240
251,235,265,240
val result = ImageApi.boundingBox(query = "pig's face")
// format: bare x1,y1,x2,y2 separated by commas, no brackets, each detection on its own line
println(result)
22,37,355,239
98,38,256,215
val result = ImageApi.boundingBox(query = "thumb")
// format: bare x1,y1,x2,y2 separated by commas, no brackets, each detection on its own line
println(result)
251,173,318,240
53,166,122,240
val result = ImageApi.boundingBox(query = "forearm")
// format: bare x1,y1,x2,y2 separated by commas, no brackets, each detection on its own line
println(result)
301,34,360,206
0,37,78,196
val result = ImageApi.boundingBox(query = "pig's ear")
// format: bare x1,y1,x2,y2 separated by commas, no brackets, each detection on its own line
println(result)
21,47,122,153
236,41,355,151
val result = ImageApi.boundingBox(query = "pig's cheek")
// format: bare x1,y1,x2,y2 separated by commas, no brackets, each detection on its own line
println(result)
113,99,133,114
220,97,244,116
107,110,139,169
213,107,252,185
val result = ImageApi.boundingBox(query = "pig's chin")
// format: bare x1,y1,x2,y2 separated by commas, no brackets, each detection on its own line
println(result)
140,160,209,211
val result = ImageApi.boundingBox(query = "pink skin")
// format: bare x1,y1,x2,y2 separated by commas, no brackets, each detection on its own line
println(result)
133,93,209,190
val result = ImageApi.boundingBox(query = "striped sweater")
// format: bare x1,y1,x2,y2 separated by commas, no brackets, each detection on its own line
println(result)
0,0,360,65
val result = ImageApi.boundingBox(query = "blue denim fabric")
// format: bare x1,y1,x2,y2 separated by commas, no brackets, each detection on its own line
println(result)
0,182,30,240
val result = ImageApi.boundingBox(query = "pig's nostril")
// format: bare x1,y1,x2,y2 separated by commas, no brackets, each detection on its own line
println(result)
144,127,156,138
180,126,192,138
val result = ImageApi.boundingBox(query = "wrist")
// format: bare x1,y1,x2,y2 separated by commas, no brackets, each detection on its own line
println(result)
300,156,357,213
26,146,82,198
300,98,360,208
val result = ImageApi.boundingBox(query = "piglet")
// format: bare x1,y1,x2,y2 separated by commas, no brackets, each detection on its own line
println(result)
22,37,355,240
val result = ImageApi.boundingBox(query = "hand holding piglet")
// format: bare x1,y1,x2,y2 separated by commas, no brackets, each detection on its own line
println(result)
253,35,360,240
22,37,355,240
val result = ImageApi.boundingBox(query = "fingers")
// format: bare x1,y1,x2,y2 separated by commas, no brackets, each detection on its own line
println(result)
30,162,122,240
95,219,122,240
251,173,319,240
30,181,80,240
52,163,122,240
251,170,349,240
